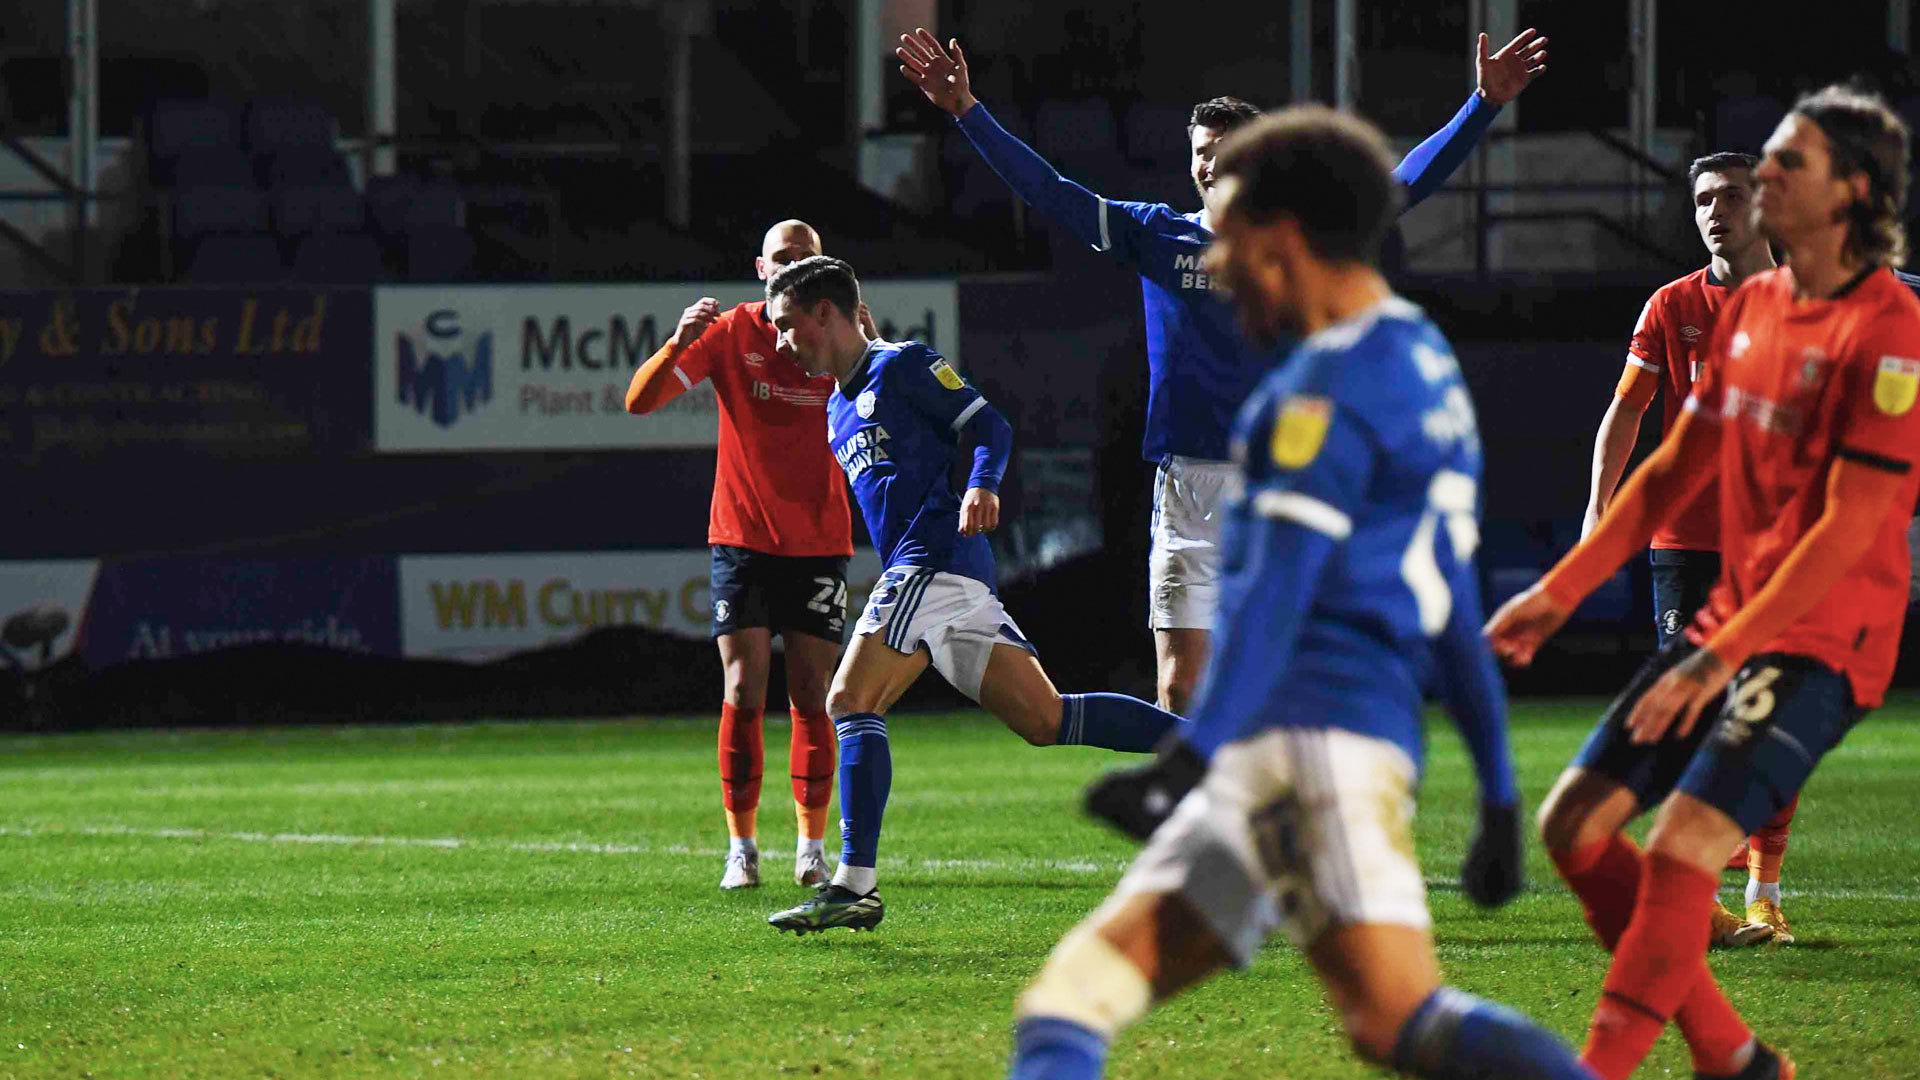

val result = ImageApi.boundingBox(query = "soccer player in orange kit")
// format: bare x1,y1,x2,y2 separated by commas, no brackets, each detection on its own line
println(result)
1579,151,1800,946
626,219,876,891
1489,86,1920,1080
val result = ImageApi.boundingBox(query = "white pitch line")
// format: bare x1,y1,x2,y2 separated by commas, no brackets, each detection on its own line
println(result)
4,824,1918,903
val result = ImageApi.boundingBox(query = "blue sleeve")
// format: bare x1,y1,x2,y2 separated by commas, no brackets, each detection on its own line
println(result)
892,345,1012,491
1392,91,1500,211
1186,397,1375,758
954,101,1162,265
1433,554,1520,807
960,402,1013,493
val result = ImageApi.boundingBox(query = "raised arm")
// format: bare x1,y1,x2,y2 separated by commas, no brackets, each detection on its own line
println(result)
897,30,1113,254
625,298,720,414
1393,29,1548,210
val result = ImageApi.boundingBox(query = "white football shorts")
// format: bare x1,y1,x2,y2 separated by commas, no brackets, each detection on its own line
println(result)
1148,454,1235,631
1097,726,1430,965
854,566,1035,701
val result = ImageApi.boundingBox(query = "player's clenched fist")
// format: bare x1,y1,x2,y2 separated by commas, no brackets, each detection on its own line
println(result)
1483,582,1573,667
673,297,723,348
958,487,998,537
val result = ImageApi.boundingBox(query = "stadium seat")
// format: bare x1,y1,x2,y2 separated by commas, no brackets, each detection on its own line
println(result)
246,99,338,157
1034,98,1120,158
1713,93,1787,156
173,186,270,238
272,185,366,238
185,235,284,283
366,176,464,237
1124,101,1192,165
148,99,242,159
170,147,255,188
404,224,475,281
263,147,352,188
289,232,383,283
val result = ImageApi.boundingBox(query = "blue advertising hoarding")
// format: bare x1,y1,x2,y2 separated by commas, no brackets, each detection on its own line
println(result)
0,286,371,458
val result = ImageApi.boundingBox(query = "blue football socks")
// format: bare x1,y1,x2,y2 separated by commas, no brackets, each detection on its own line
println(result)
1007,1016,1109,1080
1393,986,1593,1080
832,712,891,883
1057,693,1186,753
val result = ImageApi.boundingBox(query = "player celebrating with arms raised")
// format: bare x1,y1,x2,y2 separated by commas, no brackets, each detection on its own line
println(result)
899,24,1546,715
1006,108,1593,1080
626,220,872,892
1582,153,1801,945
1489,85,1920,1080
760,256,1186,934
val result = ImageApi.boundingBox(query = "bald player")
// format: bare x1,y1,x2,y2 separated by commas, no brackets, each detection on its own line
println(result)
627,220,877,891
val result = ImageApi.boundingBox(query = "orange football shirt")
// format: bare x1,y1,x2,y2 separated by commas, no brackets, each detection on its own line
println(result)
1687,266,1920,707
1624,268,1731,551
662,301,853,557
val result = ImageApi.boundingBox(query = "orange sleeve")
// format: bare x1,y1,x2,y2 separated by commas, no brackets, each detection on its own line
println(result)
1698,457,1907,665
1626,292,1667,369
625,319,719,415
1540,407,1722,608
1615,356,1660,407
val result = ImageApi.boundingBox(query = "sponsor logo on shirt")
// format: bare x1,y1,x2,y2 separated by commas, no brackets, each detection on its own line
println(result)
929,358,966,391
1721,386,1805,436
1270,395,1331,469
1873,355,1920,415
835,424,892,481
1171,252,1214,291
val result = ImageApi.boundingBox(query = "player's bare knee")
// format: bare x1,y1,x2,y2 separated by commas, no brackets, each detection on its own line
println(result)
825,682,877,721
1157,669,1199,715
1537,770,1628,856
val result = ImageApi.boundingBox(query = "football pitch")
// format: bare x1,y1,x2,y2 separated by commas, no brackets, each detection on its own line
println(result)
3,703,1916,1079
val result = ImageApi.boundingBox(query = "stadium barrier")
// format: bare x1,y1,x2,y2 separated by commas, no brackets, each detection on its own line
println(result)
10,276,1912,729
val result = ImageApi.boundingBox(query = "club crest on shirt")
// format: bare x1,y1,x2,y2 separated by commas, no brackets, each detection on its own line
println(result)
856,389,877,418
929,358,966,391
1270,395,1332,469
1873,356,1920,416
1730,331,1752,358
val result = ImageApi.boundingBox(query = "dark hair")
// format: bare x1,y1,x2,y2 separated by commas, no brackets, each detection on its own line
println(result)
1213,105,1402,264
1687,151,1759,188
1188,95,1262,136
765,255,861,317
1792,85,1910,267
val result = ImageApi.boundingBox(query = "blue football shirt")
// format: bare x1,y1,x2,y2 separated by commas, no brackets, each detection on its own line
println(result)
827,339,999,588
956,93,1499,463
1191,296,1512,799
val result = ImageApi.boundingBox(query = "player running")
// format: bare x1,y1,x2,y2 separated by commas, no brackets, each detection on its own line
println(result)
1488,85,1920,1080
1005,108,1593,1080
1581,153,1796,946
898,25,1547,715
625,219,876,892
759,256,1186,935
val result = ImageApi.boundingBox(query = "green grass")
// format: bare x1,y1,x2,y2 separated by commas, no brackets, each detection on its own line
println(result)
2,701,1917,1079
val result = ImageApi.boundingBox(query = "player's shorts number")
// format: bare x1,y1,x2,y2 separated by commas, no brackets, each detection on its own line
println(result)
1729,666,1782,723
807,576,848,616
1400,469,1480,635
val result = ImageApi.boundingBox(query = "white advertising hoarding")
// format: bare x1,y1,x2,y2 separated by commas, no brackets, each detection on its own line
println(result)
398,548,886,661
374,281,959,453
0,560,99,664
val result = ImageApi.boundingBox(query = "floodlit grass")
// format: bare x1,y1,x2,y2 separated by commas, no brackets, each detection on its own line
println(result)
2,701,1916,1078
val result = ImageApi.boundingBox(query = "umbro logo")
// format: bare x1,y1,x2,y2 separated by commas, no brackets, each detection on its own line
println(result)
744,352,766,366
1681,325,1702,340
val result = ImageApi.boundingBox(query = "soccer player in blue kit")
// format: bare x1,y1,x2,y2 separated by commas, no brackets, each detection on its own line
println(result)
1003,110,1593,1080
759,256,1187,934
899,25,1547,715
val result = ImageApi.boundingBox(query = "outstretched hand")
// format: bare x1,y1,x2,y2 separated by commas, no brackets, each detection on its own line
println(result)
897,28,978,117
1476,28,1548,105
1484,582,1572,667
